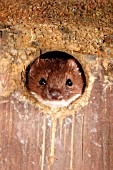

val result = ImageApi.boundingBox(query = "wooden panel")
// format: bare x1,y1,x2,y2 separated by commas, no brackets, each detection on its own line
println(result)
0,60,113,170
0,1,113,169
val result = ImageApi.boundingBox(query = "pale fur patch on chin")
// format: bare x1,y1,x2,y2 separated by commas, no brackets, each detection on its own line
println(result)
30,92,81,108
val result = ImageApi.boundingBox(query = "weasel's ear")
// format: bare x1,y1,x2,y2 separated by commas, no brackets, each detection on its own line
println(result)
67,59,78,68
29,64,35,75
29,58,40,75
35,58,47,67
34,57,40,66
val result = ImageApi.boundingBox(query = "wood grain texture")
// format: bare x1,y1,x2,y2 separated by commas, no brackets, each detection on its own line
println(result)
0,59,113,170
0,1,113,168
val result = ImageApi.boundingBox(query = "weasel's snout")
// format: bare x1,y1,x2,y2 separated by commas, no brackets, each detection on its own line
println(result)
49,89,62,100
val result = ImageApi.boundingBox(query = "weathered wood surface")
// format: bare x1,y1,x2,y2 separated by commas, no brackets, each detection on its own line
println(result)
0,1,113,169
0,59,113,170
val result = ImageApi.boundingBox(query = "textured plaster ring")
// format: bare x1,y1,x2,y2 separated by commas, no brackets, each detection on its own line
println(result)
22,51,94,118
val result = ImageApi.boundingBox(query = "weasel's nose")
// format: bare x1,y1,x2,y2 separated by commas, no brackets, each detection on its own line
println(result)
49,90,62,100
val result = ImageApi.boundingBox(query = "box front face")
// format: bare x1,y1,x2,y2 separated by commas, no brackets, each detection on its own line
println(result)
0,1,113,169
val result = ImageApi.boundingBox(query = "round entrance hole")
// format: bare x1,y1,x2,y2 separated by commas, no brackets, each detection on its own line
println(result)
25,51,86,109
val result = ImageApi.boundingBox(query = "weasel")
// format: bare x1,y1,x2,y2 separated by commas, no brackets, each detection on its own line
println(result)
27,53,85,108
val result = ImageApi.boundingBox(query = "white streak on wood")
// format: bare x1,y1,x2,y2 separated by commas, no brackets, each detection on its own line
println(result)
41,115,46,170
48,118,57,169
70,112,75,170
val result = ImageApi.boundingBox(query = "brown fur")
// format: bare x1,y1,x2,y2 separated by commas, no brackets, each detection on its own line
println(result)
28,58,84,101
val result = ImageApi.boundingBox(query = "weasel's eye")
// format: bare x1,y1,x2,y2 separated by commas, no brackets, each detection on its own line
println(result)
66,79,73,86
39,78,46,85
